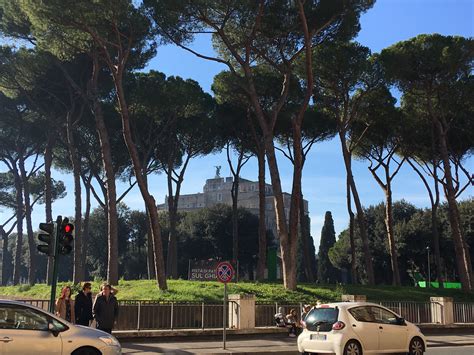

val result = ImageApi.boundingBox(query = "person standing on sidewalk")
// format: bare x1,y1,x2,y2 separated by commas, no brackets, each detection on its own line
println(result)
55,285,75,323
93,284,119,334
75,282,93,326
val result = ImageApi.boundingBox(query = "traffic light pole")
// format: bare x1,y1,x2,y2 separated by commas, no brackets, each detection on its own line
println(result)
49,215,62,313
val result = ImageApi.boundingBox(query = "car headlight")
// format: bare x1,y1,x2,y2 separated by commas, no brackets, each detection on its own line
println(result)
99,336,120,347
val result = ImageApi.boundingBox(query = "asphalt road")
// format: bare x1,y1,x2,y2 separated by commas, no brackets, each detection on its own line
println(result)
121,340,474,355
427,346,474,354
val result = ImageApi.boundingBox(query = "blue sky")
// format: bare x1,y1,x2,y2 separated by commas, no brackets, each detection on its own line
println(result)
1,0,473,250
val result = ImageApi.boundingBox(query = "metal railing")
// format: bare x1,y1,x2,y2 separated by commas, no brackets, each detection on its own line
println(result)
19,300,237,330
378,301,442,324
454,302,474,323
255,303,302,327
116,301,230,330
20,298,474,328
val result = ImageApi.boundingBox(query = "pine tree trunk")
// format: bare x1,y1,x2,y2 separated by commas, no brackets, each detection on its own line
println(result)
255,148,267,281
147,229,155,279
143,175,155,280
264,135,294,289
166,173,179,279
90,54,119,286
18,156,36,285
44,138,53,285
66,111,83,284
300,194,314,282
1,226,9,285
339,131,375,285
231,178,239,263
433,116,472,290
286,120,305,291
82,176,92,279
113,72,167,290
12,165,23,285
383,170,401,286
346,174,357,284
431,173,443,287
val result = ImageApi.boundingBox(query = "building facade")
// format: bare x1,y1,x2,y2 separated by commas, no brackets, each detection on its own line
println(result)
157,176,309,239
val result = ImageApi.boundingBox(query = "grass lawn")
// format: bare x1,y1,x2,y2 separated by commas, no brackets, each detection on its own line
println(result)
0,280,473,303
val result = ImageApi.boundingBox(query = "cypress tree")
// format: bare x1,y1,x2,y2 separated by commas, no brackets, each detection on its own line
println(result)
318,211,339,283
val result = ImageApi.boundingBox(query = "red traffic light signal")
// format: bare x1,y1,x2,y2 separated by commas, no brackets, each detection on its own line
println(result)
63,223,74,234
58,219,74,255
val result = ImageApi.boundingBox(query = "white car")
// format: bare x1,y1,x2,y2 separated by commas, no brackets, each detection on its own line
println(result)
0,299,121,355
298,302,426,355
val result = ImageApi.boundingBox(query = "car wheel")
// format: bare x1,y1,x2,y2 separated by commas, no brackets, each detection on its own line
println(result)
408,337,424,355
72,346,101,355
343,340,363,355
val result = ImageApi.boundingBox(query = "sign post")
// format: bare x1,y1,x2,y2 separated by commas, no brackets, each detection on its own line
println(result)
216,261,235,350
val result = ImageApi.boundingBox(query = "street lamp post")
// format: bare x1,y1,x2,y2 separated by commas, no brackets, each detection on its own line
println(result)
426,246,431,288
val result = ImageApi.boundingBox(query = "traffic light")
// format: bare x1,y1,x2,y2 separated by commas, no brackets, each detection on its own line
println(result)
58,218,74,255
37,222,55,256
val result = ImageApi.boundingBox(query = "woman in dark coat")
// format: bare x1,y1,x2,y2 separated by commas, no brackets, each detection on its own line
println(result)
75,282,93,326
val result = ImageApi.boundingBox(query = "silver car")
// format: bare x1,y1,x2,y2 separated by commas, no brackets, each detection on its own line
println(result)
0,299,121,355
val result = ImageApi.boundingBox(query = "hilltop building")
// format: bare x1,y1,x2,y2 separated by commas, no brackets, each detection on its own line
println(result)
157,174,309,239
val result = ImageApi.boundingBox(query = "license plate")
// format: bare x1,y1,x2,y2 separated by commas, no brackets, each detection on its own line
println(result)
310,334,327,341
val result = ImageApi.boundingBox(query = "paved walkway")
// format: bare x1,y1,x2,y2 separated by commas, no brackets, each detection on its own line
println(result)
120,333,474,354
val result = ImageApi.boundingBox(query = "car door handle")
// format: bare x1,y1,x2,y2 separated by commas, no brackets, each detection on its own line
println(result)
1,337,13,343
352,324,357,327
379,326,383,330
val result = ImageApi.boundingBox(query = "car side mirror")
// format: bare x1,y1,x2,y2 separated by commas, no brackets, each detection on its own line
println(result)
48,322,59,337
397,317,406,325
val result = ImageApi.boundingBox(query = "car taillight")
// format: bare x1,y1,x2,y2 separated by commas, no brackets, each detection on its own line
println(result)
332,321,345,330
301,321,306,329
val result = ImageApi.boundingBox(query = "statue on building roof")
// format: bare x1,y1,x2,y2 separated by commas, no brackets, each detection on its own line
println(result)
214,165,221,178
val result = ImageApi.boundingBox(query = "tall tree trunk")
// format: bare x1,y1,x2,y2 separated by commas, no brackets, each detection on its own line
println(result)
44,138,54,285
231,176,239,263
143,175,155,280
166,155,190,279
82,175,92,280
227,145,249,274
286,119,305,291
407,158,444,287
165,173,179,279
12,165,23,285
228,152,241,264
263,135,295,289
147,229,155,279
1,226,9,285
166,201,178,278
113,72,167,290
431,169,443,287
433,116,472,290
90,54,119,285
18,156,36,285
346,174,357,284
299,194,314,282
383,169,401,286
66,111,83,284
339,131,375,285
255,148,267,281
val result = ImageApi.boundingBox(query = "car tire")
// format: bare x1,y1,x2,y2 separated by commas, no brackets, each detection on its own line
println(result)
72,346,102,355
408,337,425,355
343,340,363,355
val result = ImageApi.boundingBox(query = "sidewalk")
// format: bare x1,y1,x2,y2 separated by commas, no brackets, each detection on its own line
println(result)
120,333,474,354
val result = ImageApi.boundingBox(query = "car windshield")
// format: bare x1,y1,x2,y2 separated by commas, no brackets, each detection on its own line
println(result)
304,307,339,332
